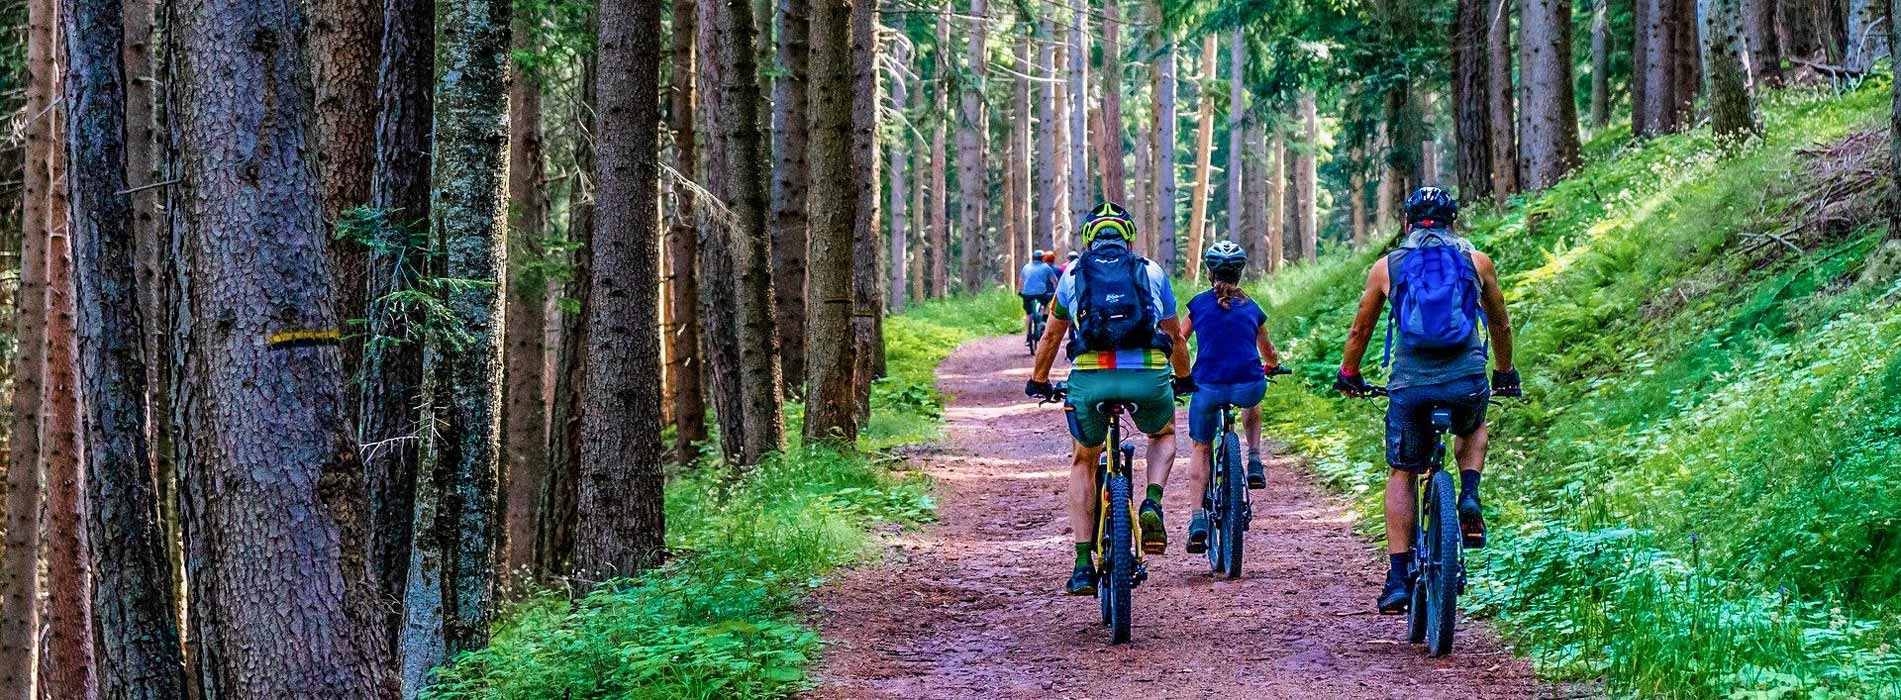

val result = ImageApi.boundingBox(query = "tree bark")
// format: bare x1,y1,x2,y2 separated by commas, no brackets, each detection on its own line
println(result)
1151,3,1179,270
1036,19,1059,252
804,0,859,444
1,0,56,689
1012,38,1033,269
889,39,910,312
1888,0,1901,238
666,0,707,461
501,7,548,576
715,0,785,464
1067,3,1090,242
1246,118,1270,264
401,0,510,691
175,0,394,691
1455,0,1495,199
1052,39,1072,245
574,0,667,579
958,0,990,291
359,0,433,645
1519,0,1582,189
537,54,594,579
1672,0,1699,117
1186,34,1217,281
44,162,99,700
1591,0,1612,128
313,0,383,387
1703,0,1762,137
1225,27,1246,253
850,0,883,418
1297,92,1319,262
769,0,809,391
1847,0,1889,69
1489,0,1519,194
1099,0,1127,204
929,16,949,298
1744,0,1782,82
62,0,188,694
1267,127,1284,271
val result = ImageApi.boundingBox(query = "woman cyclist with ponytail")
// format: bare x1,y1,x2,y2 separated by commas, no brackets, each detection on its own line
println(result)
1179,241,1284,554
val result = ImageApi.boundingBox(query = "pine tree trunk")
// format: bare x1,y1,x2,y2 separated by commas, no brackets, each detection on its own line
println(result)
1888,0,1901,238
718,0,785,465
175,0,393,690
888,39,911,312
1703,0,1762,136
1036,19,1059,251
1012,39,1033,265
1,0,55,689
401,0,509,690
1519,0,1582,189
1267,128,1284,271
313,0,382,390
62,0,187,693
1225,27,1246,252
44,177,98,700
502,10,549,576
1003,81,1020,287
1672,0,1699,116
360,0,433,642
929,15,949,298
1246,119,1270,263
1744,0,1782,82
1067,4,1090,241
958,0,990,291
850,0,883,418
804,0,859,444
1489,0,1519,194
769,0,809,391
909,93,926,303
1591,0,1612,128
1053,39,1072,244
1186,34,1217,281
1455,0,1494,199
1351,161,1369,245
1297,92,1318,262
1099,0,1127,204
537,55,593,578
1150,4,1179,271
1847,0,1890,69
666,0,707,461
574,0,666,579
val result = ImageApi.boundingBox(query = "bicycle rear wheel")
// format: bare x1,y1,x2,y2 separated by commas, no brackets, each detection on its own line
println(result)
1218,432,1246,578
1423,469,1460,656
1102,473,1135,644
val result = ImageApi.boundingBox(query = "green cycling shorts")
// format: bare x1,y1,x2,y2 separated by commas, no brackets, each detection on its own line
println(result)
1064,368,1176,448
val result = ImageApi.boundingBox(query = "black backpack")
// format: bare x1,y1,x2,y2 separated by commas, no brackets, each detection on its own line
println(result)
1067,246,1168,357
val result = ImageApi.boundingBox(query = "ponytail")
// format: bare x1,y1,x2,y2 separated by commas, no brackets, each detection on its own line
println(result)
1212,277,1248,310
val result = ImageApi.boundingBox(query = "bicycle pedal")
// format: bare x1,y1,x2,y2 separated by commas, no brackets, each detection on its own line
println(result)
1141,541,1166,555
1133,563,1149,585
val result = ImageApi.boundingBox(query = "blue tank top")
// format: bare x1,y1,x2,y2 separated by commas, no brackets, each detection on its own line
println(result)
1386,248,1488,390
1187,290,1266,385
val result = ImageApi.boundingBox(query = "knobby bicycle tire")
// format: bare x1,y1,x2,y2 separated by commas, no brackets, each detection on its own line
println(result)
1219,431,1246,578
1424,469,1460,656
1104,473,1135,644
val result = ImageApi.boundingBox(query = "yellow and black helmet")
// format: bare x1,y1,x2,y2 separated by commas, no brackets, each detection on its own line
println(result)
1080,202,1135,248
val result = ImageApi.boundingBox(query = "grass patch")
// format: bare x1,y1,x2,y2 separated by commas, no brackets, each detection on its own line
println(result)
1250,80,1901,699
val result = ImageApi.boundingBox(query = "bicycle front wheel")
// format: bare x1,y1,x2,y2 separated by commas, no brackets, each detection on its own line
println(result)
1218,432,1247,578
1423,470,1460,656
1102,473,1135,644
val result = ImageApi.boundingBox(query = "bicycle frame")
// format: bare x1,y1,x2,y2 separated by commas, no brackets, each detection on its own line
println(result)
1409,409,1461,594
1093,403,1144,571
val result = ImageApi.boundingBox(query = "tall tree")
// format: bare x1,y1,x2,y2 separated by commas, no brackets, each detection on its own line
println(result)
1590,0,1611,128
576,0,667,578
770,0,810,392
850,0,883,416
62,0,187,694
1888,0,1901,238
1518,0,1582,188
1067,4,1090,238
539,53,596,578
1296,93,1319,262
502,7,549,575
1185,34,1217,280
402,0,510,691
1267,127,1285,269
1150,6,1178,271
1012,38,1033,265
1742,0,1781,83
1,0,56,688
176,0,392,691
929,16,949,298
1036,18,1059,251
714,0,785,464
1488,0,1519,194
668,0,706,462
1703,0,1761,136
1635,0,1685,135
1225,27,1246,252
805,0,859,443
889,39,911,312
360,0,434,645
695,0,747,461
313,0,383,390
43,162,97,700
957,0,991,290
1100,0,1127,203
1454,0,1495,199
1245,118,1270,263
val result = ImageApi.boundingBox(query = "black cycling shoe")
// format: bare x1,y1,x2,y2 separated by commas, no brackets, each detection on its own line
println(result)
1377,577,1412,613
1139,498,1168,554
1247,458,1267,489
1185,511,1210,554
1458,491,1487,549
1066,565,1097,596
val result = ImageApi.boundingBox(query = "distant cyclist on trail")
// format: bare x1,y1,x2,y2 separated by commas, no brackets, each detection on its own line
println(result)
1332,186,1521,614
1178,241,1283,555
1025,202,1194,596
1018,249,1061,339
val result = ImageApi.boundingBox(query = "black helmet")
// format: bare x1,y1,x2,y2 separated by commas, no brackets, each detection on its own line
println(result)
1404,186,1458,225
1202,240,1247,277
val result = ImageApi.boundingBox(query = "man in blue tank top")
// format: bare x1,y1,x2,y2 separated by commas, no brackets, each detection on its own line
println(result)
1333,187,1522,614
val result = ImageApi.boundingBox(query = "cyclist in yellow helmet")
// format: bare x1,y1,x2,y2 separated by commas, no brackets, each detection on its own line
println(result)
1026,202,1194,596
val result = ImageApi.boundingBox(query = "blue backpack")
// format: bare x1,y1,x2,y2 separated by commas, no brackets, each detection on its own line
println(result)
1067,246,1166,357
1384,233,1484,366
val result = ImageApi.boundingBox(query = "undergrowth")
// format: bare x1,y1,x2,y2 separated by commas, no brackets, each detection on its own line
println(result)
1252,80,1901,699
423,288,1015,699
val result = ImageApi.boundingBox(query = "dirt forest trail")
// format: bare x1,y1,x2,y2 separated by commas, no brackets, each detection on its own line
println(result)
809,335,1556,700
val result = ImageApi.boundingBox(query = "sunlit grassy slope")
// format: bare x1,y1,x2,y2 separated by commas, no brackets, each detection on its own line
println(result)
1250,82,1901,699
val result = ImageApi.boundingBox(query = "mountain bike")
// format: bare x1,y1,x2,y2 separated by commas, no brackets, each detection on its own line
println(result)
1043,382,1145,644
1357,384,1465,657
1026,301,1048,354
1199,366,1292,578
